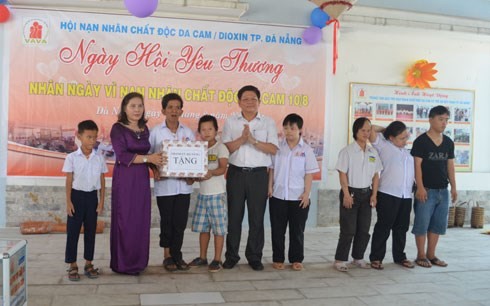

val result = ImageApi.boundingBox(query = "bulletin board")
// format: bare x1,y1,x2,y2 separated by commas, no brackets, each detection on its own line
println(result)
349,82,474,172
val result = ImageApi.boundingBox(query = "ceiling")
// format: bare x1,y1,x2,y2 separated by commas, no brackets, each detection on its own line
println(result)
6,0,490,23
359,0,490,22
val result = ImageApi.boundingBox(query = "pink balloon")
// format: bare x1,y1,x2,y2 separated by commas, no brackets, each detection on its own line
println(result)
302,26,322,45
124,0,158,18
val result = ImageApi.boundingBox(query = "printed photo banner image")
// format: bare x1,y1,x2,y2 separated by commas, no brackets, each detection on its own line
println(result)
6,9,327,178
349,83,475,172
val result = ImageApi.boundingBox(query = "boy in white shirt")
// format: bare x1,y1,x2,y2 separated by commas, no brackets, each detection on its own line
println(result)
62,120,108,281
189,115,229,272
268,113,319,271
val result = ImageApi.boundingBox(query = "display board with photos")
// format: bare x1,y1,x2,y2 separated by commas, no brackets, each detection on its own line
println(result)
349,83,474,172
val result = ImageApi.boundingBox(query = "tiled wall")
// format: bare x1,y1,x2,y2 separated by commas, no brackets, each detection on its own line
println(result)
318,189,490,227
5,185,490,228
6,185,197,228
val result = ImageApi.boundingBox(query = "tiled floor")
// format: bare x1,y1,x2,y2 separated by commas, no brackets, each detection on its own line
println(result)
1,225,490,306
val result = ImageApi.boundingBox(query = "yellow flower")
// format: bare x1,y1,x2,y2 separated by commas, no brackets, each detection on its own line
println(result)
406,60,438,89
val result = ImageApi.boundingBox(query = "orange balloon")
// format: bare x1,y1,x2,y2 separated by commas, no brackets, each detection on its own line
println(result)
0,5,10,23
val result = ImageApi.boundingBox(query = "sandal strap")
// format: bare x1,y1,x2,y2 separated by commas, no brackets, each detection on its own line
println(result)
85,264,100,274
67,267,79,273
67,266,80,281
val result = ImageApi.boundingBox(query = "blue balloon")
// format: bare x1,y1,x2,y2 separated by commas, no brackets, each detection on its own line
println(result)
310,7,330,28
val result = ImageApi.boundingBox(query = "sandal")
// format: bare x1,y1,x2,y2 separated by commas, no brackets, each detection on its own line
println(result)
396,259,415,269
370,260,384,270
189,257,208,267
334,262,348,272
175,259,190,271
415,258,432,268
291,262,303,271
351,259,371,269
67,266,80,281
272,262,285,270
163,257,177,272
84,264,100,279
428,257,448,267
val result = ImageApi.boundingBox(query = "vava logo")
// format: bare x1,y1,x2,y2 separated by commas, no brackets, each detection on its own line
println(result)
23,18,49,45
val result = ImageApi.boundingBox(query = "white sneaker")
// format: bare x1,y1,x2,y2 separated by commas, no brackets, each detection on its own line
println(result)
351,259,371,269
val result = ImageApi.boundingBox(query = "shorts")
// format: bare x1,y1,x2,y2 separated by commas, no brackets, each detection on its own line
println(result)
411,188,449,235
191,193,227,236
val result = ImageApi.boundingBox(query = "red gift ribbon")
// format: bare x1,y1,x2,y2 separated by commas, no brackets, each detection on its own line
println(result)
327,19,340,74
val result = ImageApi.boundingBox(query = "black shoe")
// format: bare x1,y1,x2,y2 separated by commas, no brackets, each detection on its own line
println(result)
175,259,190,271
222,259,237,269
249,261,264,271
208,260,222,273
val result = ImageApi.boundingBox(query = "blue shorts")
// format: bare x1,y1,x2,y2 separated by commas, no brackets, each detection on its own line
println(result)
191,193,227,236
412,188,449,235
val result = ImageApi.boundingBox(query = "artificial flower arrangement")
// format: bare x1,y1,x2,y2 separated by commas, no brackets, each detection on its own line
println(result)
406,60,438,89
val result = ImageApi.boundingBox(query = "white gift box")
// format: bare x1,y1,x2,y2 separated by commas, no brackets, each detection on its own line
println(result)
159,140,208,178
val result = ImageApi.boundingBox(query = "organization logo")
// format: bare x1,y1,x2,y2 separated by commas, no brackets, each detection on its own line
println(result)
23,18,49,45
357,88,365,98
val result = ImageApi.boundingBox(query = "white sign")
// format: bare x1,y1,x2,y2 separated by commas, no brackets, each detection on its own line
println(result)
160,140,208,178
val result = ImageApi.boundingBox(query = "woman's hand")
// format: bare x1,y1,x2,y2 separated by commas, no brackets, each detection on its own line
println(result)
148,153,163,166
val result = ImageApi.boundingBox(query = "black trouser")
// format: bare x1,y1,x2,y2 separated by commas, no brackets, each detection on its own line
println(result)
225,165,268,263
65,189,98,263
334,188,372,261
156,194,190,262
269,197,309,263
370,192,412,263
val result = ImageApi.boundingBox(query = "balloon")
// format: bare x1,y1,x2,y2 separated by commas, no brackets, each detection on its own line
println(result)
124,0,158,18
309,0,358,20
310,8,330,28
0,5,10,23
302,26,322,45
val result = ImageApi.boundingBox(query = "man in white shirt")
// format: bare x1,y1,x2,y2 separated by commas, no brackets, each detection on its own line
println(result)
221,85,279,271
149,93,195,272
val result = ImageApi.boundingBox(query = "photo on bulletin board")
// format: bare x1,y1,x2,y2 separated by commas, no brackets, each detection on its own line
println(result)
349,82,475,172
